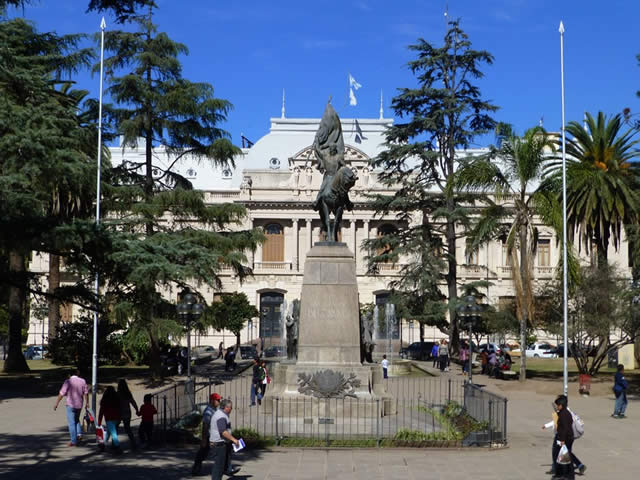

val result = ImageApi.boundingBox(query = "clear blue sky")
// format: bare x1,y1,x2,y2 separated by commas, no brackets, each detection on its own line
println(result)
8,0,640,147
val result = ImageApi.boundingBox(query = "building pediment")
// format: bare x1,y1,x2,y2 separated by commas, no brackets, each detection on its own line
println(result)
289,144,371,169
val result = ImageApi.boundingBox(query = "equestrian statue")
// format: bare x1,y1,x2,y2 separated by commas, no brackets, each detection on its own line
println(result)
312,101,357,242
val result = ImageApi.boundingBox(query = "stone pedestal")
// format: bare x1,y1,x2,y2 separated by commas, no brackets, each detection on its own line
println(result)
263,243,393,419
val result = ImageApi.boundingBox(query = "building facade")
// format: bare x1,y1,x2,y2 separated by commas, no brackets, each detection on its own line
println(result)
26,113,634,349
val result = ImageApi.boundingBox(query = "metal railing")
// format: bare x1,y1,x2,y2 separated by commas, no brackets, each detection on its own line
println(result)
151,374,507,448
463,382,508,446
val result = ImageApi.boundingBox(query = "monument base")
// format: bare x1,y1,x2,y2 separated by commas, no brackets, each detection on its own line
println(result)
262,362,395,417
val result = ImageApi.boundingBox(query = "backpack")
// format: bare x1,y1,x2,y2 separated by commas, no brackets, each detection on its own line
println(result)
568,408,584,439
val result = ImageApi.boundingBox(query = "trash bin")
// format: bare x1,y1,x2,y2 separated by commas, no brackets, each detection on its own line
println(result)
608,348,618,369
578,374,591,395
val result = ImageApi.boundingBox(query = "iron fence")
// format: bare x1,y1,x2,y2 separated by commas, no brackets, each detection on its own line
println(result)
463,381,508,446
152,374,507,447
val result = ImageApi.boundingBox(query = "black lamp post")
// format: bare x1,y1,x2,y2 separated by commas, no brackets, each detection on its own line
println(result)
177,289,204,382
457,295,481,385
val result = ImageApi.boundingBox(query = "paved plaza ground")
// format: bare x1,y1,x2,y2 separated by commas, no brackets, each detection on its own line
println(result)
1,359,638,480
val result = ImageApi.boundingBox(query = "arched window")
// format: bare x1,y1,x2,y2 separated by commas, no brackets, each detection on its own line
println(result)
263,223,284,262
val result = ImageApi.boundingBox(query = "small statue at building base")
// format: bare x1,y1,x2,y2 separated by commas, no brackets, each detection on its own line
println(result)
285,299,300,361
312,101,357,242
360,310,375,364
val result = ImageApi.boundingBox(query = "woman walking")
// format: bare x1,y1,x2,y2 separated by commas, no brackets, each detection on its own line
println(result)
98,386,122,453
438,340,449,372
117,379,139,450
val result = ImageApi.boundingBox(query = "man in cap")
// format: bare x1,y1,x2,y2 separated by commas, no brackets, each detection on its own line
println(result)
191,392,221,475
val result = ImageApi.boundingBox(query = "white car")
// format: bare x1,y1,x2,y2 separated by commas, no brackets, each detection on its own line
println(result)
525,342,557,358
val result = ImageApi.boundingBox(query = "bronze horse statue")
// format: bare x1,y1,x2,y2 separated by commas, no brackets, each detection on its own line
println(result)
312,102,357,242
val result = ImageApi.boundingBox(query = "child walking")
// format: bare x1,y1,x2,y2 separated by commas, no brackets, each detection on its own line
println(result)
139,394,157,446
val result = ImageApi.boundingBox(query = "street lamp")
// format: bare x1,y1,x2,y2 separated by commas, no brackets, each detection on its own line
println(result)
456,295,481,385
176,289,204,383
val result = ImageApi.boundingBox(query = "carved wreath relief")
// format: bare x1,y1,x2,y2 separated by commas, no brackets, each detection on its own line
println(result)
297,369,361,398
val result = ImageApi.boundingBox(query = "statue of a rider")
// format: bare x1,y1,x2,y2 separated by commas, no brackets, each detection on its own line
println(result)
312,101,356,242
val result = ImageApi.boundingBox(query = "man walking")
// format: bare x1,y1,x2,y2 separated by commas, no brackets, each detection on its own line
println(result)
431,342,439,368
191,393,221,475
612,364,629,418
250,357,263,406
54,368,89,446
209,399,240,480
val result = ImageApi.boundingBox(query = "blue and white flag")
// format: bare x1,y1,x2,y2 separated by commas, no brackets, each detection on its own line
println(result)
349,73,361,106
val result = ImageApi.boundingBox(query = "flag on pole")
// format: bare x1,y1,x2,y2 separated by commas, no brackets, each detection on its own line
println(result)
354,119,367,143
348,73,361,107
349,73,362,90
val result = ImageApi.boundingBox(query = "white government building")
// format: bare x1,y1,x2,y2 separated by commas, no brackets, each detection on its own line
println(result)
27,109,634,350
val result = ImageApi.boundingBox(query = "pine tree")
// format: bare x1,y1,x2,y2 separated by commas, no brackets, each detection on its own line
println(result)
0,16,95,372
368,20,497,352
98,2,261,373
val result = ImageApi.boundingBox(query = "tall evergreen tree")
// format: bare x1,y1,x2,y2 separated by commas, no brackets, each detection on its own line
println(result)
0,16,95,372
98,2,261,373
368,20,497,351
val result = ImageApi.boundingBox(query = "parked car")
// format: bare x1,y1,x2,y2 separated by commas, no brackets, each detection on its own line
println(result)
399,341,436,361
191,345,216,363
264,345,286,358
478,343,502,355
525,342,557,358
238,345,258,360
23,345,47,360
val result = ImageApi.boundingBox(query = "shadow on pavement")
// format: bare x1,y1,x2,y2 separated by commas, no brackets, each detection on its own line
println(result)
0,431,261,480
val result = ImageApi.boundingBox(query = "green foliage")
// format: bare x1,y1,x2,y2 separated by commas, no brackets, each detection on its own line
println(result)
418,401,489,442
367,20,498,351
206,293,258,340
548,112,640,260
87,0,152,23
537,262,640,375
48,315,123,368
86,3,262,373
0,17,97,373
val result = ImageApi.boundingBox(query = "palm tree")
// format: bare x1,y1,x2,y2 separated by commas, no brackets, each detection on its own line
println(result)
456,125,556,381
557,112,640,262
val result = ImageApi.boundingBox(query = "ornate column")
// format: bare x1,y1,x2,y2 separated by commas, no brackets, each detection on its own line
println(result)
363,219,370,267
293,219,299,271
306,218,312,253
350,219,357,267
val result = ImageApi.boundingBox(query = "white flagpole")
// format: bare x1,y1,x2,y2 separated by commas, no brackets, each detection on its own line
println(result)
92,16,106,414
559,20,569,397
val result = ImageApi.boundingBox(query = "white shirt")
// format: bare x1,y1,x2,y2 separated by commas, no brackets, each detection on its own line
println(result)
381,359,389,369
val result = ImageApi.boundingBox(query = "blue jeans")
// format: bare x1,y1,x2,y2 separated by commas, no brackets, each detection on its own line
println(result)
65,406,82,444
614,392,628,415
251,383,262,405
383,368,388,379
105,420,119,447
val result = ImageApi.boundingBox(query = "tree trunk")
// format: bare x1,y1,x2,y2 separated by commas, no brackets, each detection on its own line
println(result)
3,251,29,373
47,253,61,339
236,332,241,349
519,225,529,382
146,324,162,377
420,322,424,343
446,200,459,354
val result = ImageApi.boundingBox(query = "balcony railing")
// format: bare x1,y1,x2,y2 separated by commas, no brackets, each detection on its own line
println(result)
460,265,484,277
254,261,293,272
375,263,407,273
498,266,512,276
535,265,554,277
